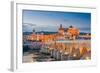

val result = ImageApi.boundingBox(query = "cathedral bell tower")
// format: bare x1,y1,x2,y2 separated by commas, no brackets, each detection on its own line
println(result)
32,29,35,34
60,24,62,29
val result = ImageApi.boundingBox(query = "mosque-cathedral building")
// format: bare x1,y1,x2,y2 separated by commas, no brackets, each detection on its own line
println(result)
26,24,80,42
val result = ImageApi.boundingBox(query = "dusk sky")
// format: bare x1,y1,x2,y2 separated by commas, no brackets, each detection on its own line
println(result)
22,10,91,33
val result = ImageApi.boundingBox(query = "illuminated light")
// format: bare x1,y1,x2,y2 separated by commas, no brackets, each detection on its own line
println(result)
85,57,90,60
60,50,63,53
64,52,69,55
49,48,53,50
73,54,76,57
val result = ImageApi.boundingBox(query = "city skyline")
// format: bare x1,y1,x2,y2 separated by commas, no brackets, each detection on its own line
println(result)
23,10,91,33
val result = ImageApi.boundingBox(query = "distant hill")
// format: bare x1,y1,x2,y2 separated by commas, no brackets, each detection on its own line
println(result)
23,31,90,35
23,32,33,35
36,31,57,35
23,31,57,35
80,32,91,35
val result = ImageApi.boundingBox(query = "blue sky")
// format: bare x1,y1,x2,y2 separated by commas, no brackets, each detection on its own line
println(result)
22,10,91,33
